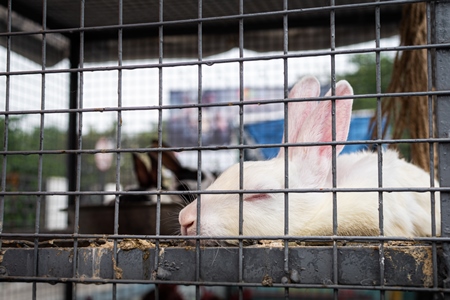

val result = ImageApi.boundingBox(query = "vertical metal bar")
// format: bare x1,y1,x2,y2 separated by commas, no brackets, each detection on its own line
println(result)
282,15,290,300
374,2,385,299
114,0,124,239
434,0,450,297
238,1,244,299
282,1,289,299
329,1,338,299
69,1,85,299
195,4,204,297
32,1,48,298
157,1,164,232
196,0,202,299
66,21,80,300
426,2,439,298
112,1,124,299
67,18,80,211
154,1,164,299
0,0,12,269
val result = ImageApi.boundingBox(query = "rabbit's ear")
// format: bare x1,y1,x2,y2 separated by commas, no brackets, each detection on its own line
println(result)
148,149,184,175
132,153,155,188
321,80,354,156
277,76,321,158
149,139,185,174
149,140,201,181
283,78,353,179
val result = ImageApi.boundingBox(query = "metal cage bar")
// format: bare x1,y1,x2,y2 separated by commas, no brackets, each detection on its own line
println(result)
434,0,450,296
0,1,450,300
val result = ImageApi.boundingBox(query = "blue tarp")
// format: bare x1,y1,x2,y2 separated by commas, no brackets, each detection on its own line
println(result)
244,120,284,159
244,115,380,160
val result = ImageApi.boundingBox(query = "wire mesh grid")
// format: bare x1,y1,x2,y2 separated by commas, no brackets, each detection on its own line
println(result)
0,0,449,299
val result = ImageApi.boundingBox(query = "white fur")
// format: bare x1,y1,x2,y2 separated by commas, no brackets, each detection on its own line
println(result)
178,76,441,239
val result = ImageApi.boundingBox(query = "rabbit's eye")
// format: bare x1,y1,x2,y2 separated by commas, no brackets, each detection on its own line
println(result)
244,193,270,201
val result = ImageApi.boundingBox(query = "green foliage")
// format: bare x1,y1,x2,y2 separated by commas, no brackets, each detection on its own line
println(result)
338,54,394,111
0,117,68,230
0,118,67,188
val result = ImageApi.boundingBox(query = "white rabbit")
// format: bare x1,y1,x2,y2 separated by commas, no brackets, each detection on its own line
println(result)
178,76,441,241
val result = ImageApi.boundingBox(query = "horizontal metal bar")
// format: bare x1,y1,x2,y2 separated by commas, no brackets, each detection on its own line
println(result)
0,186,446,197
1,235,449,243
1,42,450,78
0,275,448,294
0,137,449,157
0,0,430,38
0,89,450,118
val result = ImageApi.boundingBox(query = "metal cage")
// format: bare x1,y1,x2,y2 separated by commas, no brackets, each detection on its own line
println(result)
0,0,449,300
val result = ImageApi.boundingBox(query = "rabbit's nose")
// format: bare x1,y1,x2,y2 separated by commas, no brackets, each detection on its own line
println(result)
179,201,197,235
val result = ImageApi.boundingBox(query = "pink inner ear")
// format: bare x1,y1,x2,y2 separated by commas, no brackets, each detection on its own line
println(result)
311,98,353,158
244,194,271,201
